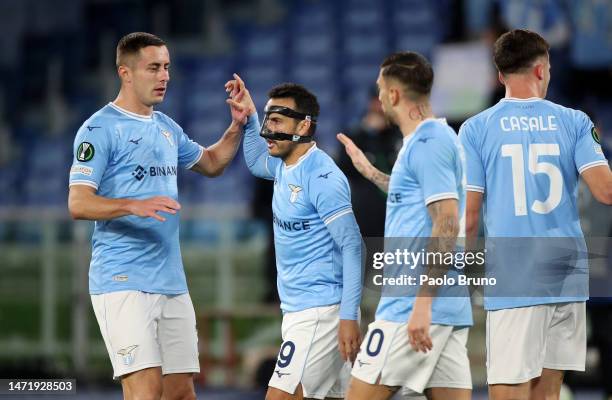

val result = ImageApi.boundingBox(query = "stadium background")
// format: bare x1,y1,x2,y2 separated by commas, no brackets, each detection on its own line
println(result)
0,0,610,399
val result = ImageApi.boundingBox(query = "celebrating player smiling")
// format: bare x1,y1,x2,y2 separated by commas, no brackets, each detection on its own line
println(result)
226,74,363,400
68,32,248,400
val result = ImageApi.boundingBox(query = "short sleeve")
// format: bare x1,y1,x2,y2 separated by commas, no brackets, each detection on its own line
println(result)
177,127,204,169
308,167,353,225
573,111,608,174
411,133,459,205
68,123,113,190
459,121,485,193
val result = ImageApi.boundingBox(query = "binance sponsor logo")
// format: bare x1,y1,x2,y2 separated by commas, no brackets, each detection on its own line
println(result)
132,165,178,181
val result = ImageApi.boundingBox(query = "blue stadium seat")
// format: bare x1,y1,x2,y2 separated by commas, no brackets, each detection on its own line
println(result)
241,28,288,62
341,33,389,63
290,33,337,64
342,3,385,33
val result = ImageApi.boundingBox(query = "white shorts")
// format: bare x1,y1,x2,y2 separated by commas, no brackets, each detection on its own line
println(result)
486,302,586,384
351,320,472,394
91,290,200,379
269,304,350,399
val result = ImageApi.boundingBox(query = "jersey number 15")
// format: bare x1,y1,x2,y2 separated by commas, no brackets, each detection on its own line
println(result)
501,143,562,216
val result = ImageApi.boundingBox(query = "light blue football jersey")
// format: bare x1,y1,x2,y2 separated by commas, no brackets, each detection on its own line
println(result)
243,115,361,318
459,97,609,310
69,102,203,295
270,145,357,314
375,119,473,327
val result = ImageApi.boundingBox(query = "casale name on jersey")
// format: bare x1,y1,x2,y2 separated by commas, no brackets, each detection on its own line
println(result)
500,115,558,132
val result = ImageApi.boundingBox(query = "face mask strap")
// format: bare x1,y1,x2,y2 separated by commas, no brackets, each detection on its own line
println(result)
259,105,317,142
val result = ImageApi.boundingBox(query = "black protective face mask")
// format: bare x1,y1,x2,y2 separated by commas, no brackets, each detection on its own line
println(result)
260,105,317,143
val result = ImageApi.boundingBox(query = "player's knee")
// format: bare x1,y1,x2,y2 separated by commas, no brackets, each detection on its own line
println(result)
128,387,162,400
123,376,162,400
162,385,196,400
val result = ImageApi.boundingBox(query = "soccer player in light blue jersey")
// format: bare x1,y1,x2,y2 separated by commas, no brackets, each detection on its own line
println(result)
338,52,472,400
459,29,612,400
67,33,248,400
225,76,363,400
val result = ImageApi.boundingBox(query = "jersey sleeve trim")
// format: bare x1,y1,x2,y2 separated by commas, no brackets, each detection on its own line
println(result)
185,145,204,170
578,160,608,174
466,184,485,193
68,180,99,190
264,156,272,176
323,208,353,225
425,192,459,205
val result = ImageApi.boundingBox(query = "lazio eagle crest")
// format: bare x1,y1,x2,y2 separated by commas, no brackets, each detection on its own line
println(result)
288,184,302,203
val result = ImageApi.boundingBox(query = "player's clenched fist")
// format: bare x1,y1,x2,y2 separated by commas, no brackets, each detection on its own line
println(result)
127,196,181,222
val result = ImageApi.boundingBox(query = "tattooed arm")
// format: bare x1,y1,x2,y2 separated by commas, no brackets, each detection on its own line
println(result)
407,198,460,353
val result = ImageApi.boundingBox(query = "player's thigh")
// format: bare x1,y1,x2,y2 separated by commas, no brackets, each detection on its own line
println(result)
425,387,471,400
543,302,586,373
121,366,163,400
488,383,530,400
161,373,196,400
529,368,564,400
269,307,319,396
266,383,304,400
424,327,472,393
345,376,397,400
270,305,346,399
486,305,554,385
301,305,349,399
91,291,164,378
158,293,200,375
353,320,452,393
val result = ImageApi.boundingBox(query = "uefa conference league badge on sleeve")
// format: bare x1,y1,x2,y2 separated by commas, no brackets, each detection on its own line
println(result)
76,142,95,162
591,127,604,155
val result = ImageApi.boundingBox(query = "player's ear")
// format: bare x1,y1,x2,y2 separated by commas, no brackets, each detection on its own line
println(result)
297,119,311,136
534,63,545,81
117,65,132,84
389,87,400,106
497,71,505,86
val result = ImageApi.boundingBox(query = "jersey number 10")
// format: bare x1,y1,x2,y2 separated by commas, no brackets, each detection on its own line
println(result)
501,143,562,216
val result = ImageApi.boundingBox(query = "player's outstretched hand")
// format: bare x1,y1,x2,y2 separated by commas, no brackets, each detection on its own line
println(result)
338,319,362,363
337,133,374,180
128,196,181,222
407,298,433,353
227,96,249,126
225,73,256,116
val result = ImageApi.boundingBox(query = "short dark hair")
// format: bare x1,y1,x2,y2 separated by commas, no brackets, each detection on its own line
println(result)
116,32,166,67
268,83,320,134
380,52,434,100
494,29,550,75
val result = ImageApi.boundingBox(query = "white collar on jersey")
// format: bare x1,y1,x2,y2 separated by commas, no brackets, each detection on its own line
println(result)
108,102,153,121
501,97,542,102
284,143,318,170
